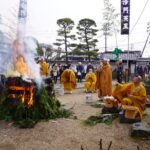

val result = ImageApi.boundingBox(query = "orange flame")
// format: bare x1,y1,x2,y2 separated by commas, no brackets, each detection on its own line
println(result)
15,56,30,76
22,91,25,104
8,85,34,108
27,86,34,107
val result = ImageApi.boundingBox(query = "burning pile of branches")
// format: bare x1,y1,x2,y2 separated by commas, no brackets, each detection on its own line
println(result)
0,76,72,128
0,0,73,128
6,77,34,108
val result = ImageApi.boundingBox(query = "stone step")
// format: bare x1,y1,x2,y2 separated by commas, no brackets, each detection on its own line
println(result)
131,121,150,137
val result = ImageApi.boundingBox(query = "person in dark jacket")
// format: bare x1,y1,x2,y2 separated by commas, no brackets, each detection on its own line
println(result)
76,62,84,82
137,66,144,79
116,60,124,83
86,63,94,73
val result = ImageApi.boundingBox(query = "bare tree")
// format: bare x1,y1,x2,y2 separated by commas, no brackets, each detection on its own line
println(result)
100,0,119,52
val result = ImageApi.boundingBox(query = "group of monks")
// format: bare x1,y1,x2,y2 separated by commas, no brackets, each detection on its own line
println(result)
16,55,147,120
59,59,147,120
60,59,112,96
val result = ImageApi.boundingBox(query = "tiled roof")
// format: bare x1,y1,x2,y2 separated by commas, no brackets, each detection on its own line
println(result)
137,57,150,62
100,51,141,61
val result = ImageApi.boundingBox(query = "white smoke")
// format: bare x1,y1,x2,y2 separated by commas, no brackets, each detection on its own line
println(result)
24,37,42,87
0,0,43,87
0,32,13,75
2,36,43,87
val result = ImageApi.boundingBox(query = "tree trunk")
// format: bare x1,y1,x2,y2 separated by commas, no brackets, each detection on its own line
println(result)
105,34,107,52
104,23,108,52
85,30,90,62
64,32,68,64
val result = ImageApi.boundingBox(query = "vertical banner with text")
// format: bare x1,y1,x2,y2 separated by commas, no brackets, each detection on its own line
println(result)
18,0,27,23
121,0,130,34
17,0,27,38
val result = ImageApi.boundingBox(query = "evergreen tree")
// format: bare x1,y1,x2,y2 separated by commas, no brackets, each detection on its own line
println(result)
36,42,43,56
76,18,98,62
55,18,76,64
45,47,53,61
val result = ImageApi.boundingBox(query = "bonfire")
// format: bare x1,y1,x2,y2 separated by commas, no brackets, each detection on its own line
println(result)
0,37,72,128
0,0,71,128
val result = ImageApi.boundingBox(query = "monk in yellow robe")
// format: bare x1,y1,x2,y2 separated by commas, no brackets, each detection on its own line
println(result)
61,68,77,93
39,57,49,77
15,55,30,76
96,59,112,100
84,69,96,93
112,76,147,119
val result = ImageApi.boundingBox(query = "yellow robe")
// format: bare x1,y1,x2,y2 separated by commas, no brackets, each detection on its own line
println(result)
39,61,49,76
112,83,147,119
96,64,112,97
84,72,96,92
61,69,77,91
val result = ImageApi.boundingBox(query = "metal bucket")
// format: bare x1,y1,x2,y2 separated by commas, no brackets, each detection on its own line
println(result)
57,86,64,96
85,94,93,103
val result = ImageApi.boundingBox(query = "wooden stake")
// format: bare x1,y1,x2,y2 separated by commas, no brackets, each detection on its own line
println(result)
107,141,112,150
137,146,140,150
99,139,103,150
81,145,84,150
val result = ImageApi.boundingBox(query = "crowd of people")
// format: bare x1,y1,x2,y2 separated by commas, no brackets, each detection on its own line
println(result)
136,65,150,80
38,58,97,84
113,61,150,83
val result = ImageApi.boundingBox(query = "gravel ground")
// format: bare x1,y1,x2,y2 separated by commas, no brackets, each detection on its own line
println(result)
0,87,150,150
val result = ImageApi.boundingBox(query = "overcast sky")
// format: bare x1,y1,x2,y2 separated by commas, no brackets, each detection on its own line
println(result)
0,0,150,56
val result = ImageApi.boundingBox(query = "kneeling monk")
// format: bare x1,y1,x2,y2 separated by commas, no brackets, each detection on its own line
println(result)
84,69,96,92
61,67,77,93
112,76,147,119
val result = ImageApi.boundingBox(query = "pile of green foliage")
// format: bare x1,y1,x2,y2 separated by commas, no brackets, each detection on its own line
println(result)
84,114,117,126
0,86,72,128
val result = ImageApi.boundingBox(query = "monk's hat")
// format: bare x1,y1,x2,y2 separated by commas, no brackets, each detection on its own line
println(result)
39,56,44,61
65,64,71,69
137,75,142,81
102,58,110,62
119,58,122,61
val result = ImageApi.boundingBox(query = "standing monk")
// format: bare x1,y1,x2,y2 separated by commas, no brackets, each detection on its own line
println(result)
96,59,112,100
61,66,77,94
39,57,49,77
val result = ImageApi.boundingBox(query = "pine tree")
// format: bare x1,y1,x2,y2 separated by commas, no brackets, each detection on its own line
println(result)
55,18,76,64
77,18,98,62
36,42,43,56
